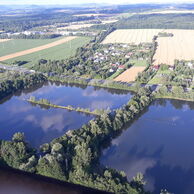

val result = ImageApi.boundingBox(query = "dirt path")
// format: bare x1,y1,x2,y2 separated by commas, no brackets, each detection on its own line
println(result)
0,36,77,61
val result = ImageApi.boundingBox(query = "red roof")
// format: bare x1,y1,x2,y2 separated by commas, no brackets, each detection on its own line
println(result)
118,65,125,69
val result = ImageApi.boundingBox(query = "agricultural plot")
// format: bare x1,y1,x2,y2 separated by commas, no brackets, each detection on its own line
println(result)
3,37,91,65
102,29,161,44
153,29,194,66
129,59,148,66
114,66,146,82
0,37,65,57
0,39,10,43
0,36,76,62
103,29,194,66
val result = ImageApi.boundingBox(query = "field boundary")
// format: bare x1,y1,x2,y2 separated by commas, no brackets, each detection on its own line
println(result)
0,36,77,61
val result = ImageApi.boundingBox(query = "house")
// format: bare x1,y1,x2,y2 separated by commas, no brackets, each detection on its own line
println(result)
152,65,160,70
111,64,117,67
169,67,174,71
109,68,114,73
118,65,125,70
125,52,133,58
187,62,193,68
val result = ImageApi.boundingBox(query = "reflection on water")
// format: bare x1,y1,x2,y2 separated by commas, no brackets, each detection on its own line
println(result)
22,82,132,110
101,99,194,194
0,82,132,147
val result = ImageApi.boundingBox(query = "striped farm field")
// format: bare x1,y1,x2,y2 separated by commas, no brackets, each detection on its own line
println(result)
114,66,146,82
103,29,194,66
0,36,91,65
0,36,76,61
153,29,194,66
102,29,161,44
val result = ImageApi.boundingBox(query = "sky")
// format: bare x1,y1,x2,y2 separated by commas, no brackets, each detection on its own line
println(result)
0,0,194,5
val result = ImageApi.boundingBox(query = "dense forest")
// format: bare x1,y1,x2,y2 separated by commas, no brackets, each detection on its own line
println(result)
94,14,194,30
116,14,194,29
0,73,46,99
0,12,94,32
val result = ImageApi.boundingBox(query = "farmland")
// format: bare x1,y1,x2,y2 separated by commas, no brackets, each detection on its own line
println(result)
102,29,161,44
153,29,194,66
103,29,194,66
114,66,146,82
0,36,91,65
0,39,10,43
0,37,65,57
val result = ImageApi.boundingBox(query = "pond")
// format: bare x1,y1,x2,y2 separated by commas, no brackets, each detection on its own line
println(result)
101,99,194,194
0,82,132,147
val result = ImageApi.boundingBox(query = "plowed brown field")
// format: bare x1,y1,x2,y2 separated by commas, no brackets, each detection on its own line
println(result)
114,66,146,82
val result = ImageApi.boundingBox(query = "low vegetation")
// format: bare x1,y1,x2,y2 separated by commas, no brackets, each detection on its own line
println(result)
28,96,110,116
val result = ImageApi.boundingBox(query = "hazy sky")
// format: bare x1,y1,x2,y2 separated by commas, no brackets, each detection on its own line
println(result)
0,0,194,5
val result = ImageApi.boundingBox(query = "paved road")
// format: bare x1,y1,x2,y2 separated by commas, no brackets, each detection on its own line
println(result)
0,63,36,75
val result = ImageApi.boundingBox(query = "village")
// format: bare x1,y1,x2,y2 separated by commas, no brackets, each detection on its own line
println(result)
87,43,152,78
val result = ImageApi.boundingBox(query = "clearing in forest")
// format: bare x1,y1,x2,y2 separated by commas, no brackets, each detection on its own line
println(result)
114,66,146,82
0,36,76,62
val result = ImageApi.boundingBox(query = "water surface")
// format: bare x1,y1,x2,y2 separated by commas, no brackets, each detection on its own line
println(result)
101,99,194,194
0,82,132,147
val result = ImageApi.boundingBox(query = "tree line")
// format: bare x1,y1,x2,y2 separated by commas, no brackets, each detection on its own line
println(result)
0,73,46,100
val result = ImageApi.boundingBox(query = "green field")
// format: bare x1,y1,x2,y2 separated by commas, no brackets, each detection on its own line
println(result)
0,38,64,57
129,59,148,66
0,36,91,66
148,69,171,84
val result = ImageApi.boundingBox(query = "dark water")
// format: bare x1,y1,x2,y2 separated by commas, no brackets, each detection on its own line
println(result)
0,167,107,194
101,99,194,194
0,82,132,147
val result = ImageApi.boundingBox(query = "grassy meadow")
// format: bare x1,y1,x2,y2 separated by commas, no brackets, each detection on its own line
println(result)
0,36,91,66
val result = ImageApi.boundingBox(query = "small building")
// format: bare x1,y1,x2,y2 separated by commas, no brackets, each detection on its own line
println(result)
152,65,160,70
118,65,125,70
187,62,193,68
111,64,117,67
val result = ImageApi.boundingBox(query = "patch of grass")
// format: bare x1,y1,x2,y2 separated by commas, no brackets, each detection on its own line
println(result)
148,69,171,84
4,37,91,66
107,70,124,80
129,59,148,67
0,37,64,57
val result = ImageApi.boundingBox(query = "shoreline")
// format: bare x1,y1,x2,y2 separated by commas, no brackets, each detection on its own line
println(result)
27,100,101,116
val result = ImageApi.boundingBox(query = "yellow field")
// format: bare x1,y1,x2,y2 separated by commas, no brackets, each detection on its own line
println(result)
102,29,161,44
153,29,194,66
0,39,10,43
0,36,76,61
114,66,146,82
